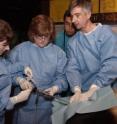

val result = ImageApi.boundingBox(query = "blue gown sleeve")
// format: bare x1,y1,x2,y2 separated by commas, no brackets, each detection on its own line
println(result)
6,98,15,110
66,38,82,91
53,50,68,92
0,62,12,111
94,26,117,87
7,47,25,85
8,45,20,62
7,63,25,85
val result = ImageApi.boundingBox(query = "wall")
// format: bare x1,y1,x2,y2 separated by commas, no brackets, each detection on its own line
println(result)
50,0,71,23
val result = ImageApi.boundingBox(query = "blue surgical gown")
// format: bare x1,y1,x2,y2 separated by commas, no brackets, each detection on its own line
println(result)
9,41,68,124
0,58,24,124
66,24,117,92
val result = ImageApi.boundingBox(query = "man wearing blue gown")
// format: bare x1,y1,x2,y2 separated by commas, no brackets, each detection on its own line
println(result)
65,0,117,123
9,14,68,124
51,1,117,124
67,0,117,104
0,19,32,124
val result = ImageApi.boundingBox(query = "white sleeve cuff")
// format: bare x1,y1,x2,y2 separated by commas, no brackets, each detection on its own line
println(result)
90,84,100,90
53,85,59,93
73,86,81,93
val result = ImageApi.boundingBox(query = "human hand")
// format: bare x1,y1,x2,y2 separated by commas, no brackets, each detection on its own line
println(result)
44,86,59,96
10,89,32,104
70,86,81,103
79,86,99,102
113,88,117,97
70,90,81,103
16,77,33,90
24,66,33,80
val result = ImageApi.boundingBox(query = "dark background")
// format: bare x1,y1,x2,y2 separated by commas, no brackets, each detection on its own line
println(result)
0,0,49,46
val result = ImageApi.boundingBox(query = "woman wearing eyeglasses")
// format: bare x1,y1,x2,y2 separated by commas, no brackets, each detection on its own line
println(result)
8,14,68,124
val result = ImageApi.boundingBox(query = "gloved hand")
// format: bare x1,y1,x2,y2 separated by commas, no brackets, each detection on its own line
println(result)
10,89,32,104
44,86,59,96
79,85,99,102
70,86,81,103
113,88,117,97
16,77,33,90
24,66,33,80
70,90,81,103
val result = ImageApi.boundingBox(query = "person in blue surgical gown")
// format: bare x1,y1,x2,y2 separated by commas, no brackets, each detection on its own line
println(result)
9,14,68,124
0,19,32,124
51,1,117,124
67,0,117,104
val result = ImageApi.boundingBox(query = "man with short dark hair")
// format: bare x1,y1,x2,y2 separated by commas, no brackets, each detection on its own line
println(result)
54,9,76,52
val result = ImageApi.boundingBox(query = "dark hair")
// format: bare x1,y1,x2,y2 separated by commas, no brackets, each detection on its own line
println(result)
69,0,92,12
0,19,14,44
28,14,55,42
63,9,71,21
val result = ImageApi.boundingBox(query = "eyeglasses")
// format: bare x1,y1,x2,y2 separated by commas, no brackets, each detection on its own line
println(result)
35,35,50,41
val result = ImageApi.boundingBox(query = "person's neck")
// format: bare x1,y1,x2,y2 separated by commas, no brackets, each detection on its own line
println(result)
81,21,96,33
